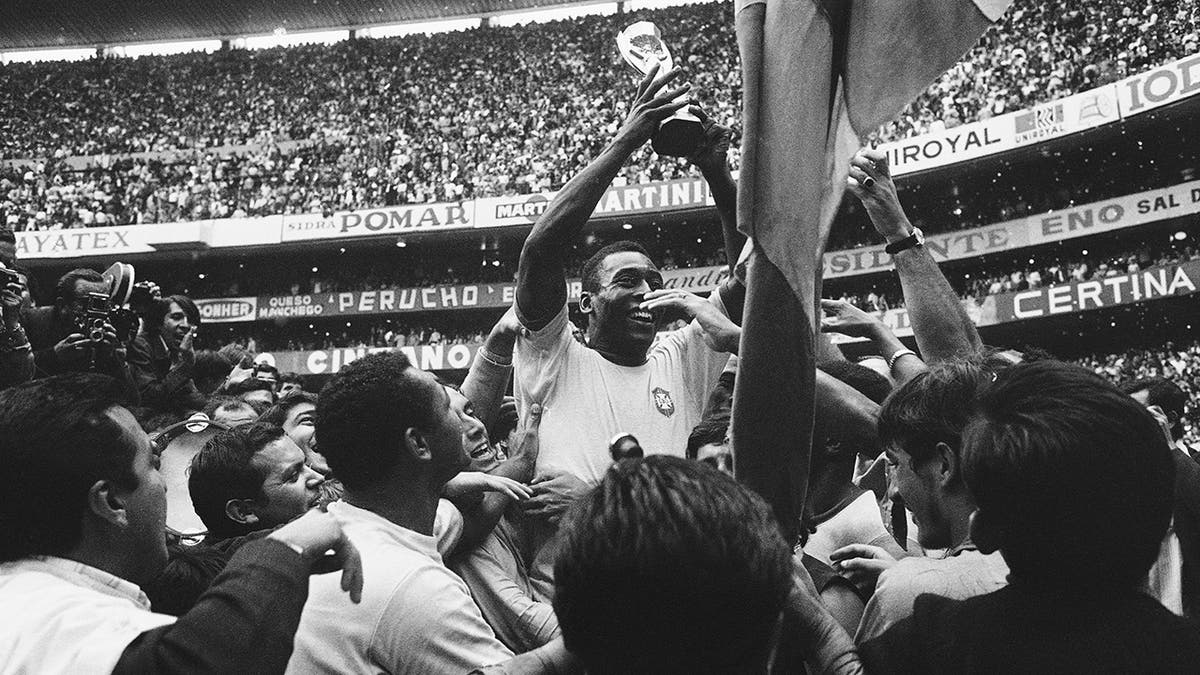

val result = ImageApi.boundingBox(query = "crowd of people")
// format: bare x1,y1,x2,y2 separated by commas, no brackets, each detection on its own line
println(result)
3,5,1200,674
2,0,1197,234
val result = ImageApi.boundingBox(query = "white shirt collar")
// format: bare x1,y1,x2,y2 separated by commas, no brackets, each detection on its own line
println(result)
2,556,152,610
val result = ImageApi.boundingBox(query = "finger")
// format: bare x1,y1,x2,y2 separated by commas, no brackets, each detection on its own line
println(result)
848,165,873,189
643,65,681,100
649,95,692,120
833,558,890,575
860,147,889,175
829,544,881,562
635,61,661,100
647,82,690,108
820,298,849,311
846,176,865,199
339,540,364,604
689,105,710,123
819,322,847,334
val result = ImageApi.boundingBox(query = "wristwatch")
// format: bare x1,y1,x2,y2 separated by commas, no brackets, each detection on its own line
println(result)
884,226,925,255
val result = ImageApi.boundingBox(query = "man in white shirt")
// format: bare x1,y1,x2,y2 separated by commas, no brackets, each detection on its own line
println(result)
0,373,360,674
830,362,1009,643
289,351,514,674
514,65,742,484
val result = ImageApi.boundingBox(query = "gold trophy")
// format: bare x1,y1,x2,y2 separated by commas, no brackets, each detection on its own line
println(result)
616,21,705,157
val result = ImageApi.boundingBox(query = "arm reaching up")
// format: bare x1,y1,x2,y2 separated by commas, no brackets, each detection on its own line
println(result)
847,148,982,363
516,64,690,330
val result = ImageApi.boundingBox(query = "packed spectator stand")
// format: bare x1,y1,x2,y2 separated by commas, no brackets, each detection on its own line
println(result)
4,0,1200,673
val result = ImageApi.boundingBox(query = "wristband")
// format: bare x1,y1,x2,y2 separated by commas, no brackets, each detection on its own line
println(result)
887,348,918,371
478,348,513,368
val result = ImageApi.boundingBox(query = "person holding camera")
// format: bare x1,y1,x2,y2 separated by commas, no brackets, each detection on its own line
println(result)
22,268,139,401
0,263,33,389
128,295,207,415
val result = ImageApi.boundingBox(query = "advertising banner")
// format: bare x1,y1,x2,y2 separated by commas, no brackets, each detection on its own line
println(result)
1116,53,1200,118
195,297,258,324
474,177,715,228
281,202,475,242
993,260,1200,322
16,221,207,260
879,84,1121,176
256,343,481,375
824,180,1200,278
198,265,733,322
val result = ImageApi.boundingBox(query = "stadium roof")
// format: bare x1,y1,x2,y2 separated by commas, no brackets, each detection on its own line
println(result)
0,0,609,50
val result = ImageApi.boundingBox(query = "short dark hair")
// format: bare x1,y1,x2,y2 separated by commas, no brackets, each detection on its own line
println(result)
279,371,305,386
147,294,201,329
316,351,438,490
820,360,892,405
553,456,791,673
962,361,1175,591
686,412,729,460
188,422,285,538
193,350,233,395
227,377,276,399
144,544,229,616
259,391,318,427
203,395,257,421
580,240,653,293
54,267,104,306
1119,377,1187,440
878,361,990,465
0,374,136,562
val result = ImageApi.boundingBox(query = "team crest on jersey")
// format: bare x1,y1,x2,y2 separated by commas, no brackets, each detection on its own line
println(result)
651,387,675,418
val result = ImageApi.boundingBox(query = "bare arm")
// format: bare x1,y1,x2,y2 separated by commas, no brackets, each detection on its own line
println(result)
821,298,928,384
517,65,690,330
847,148,982,363
687,110,745,277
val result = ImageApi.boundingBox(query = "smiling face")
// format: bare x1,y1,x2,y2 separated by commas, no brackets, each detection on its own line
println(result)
281,401,330,475
582,251,664,361
249,435,323,527
445,386,498,473
159,301,192,350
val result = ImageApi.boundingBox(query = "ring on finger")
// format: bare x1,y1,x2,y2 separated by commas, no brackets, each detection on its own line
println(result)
862,176,876,189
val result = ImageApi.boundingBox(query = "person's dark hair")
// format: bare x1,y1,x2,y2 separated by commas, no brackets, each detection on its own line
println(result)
820,360,892,405
878,360,991,465
259,391,318,427
554,456,791,674
146,294,201,330
188,422,286,539
193,349,233,396
0,374,135,562
227,377,276,399
580,240,653,293
203,395,257,421
217,343,254,368
279,371,305,387
962,361,1175,591
144,544,229,616
686,412,729,460
1119,377,1187,441
316,351,438,490
53,267,103,306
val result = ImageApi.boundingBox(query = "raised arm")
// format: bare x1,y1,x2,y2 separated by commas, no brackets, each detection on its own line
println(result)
516,64,690,330
461,306,523,432
687,109,745,278
847,148,982,363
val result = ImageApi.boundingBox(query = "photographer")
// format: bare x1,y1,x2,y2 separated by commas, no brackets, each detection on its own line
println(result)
23,268,138,402
0,263,33,389
127,295,207,415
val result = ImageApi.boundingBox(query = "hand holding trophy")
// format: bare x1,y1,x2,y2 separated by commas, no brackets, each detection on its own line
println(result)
617,21,705,157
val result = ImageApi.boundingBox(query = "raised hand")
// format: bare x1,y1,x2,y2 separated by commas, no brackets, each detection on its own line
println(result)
846,147,912,242
616,62,691,148
269,509,364,604
640,289,740,353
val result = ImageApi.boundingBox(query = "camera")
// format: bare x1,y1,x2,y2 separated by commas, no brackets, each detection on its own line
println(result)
0,267,19,286
78,292,111,342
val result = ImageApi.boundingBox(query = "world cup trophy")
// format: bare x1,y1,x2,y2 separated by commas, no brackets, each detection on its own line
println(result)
616,21,705,157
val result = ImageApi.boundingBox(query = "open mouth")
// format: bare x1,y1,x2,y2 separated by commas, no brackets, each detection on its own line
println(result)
628,309,655,325
470,442,492,459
